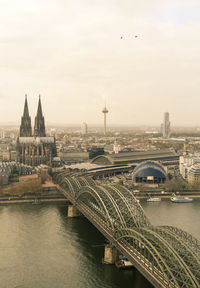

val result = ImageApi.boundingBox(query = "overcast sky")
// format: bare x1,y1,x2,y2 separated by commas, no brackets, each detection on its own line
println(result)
0,0,200,126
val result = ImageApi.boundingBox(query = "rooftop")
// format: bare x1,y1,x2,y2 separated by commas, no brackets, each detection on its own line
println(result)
19,136,55,144
91,150,178,165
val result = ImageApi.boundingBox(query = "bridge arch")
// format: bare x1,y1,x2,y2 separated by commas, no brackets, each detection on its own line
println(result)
54,173,200,288
76,185,115,230
115,227,179,287
115,227,199,288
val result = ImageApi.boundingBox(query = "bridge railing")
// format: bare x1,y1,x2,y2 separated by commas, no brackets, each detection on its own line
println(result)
54,173,200,288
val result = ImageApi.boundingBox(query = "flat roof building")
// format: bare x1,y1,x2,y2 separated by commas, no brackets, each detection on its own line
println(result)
91,150,178,166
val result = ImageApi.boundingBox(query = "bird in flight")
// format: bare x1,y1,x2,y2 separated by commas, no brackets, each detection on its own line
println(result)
120,35,139,39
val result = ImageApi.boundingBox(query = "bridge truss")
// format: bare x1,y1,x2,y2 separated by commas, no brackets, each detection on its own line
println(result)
53,172,200,288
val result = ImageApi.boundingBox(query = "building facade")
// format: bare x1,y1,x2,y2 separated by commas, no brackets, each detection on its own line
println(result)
179,153,200,180
188,164,200,184
163,112,170,139
16,96,57,166
133,161,167,183
82,122,88,135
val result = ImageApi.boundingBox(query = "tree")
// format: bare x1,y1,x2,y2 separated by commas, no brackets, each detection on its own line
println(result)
117,179,124,186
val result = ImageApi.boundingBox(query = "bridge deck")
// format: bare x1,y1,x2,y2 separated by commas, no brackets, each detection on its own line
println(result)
53,172,200,288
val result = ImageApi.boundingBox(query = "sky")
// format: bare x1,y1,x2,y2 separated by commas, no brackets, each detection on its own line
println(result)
0,0,200,127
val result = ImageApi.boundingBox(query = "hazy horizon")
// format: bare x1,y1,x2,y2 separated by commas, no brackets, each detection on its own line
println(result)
1,122,200,131
0,0,200,126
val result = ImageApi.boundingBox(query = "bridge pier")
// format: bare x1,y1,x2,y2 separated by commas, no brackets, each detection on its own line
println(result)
103,244,120,264
67,205,81,217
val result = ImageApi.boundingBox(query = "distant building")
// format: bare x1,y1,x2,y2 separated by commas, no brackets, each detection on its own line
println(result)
2,131,6,138
91,150,178,166
87,146,105,159
16,95,57,166
82,122,88,135
2,151,10,161
58,151,89,164
0,162,35,185
179,153,200,180
133,161,167,183
113,140,120,154
50,128,57,137
163,112,170,138
160,123,163,134
188,164,200,184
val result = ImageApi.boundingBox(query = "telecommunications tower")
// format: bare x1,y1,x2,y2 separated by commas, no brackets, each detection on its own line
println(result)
102,106,108,135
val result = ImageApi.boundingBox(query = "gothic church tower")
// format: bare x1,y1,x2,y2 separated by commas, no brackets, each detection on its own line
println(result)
19,95,32,137
34,96,46,137
16,95,57,166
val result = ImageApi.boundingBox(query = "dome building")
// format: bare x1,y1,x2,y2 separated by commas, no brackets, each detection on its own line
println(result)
133,161,167,183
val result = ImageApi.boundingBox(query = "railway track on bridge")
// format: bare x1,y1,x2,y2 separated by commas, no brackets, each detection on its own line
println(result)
53,172,200,288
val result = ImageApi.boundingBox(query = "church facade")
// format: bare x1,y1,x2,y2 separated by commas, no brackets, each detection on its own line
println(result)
16,96,57,166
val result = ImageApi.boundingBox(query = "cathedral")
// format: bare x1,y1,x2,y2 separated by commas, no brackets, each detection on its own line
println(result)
16,96,57,166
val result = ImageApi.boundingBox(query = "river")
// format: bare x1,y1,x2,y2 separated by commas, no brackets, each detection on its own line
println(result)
0,199,199,288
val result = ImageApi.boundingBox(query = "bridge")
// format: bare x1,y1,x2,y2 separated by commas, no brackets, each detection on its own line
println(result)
53,171,200,288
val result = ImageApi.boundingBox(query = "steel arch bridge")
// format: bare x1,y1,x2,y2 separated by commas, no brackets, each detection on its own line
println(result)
53,172,200,288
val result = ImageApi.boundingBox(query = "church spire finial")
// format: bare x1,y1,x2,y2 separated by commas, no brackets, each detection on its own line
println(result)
23,94,29,118
20,95,32,136
34,95,46,137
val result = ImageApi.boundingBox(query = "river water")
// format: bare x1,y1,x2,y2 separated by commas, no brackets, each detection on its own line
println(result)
0,199,199,288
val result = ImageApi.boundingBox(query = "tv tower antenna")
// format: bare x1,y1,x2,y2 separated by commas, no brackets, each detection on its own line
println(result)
102,102,109,135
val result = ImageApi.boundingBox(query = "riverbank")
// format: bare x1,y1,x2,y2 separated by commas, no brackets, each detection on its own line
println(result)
1,192,200,205
0,194,69,205
0,176,69,205
137,192,200,199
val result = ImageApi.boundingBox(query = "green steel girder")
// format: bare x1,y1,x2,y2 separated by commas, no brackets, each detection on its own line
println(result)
53,171,68,183
139,227,199,288
103,185,138,228
74,177,88,187
61,177,77,196
97,186,127,228
77,184,149,230
154,226,200,283
79,176,96,187
162,226,200,256
76,185,115,230
54,174,200,288
115,227,179,287
111,185,150,227
77,184,137,230
104,185,149,228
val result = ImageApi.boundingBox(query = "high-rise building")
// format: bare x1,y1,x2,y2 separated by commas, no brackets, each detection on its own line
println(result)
102,106,108,135
16,96,57,166
163,112,170,139
82,122,88,135
113,140,120,154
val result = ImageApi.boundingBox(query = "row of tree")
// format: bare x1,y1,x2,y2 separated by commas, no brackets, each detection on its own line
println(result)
0,179,42,196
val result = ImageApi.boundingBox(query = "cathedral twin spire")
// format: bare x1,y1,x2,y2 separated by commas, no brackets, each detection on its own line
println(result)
20,95,32,137
20,95,46,137
34,96,46,137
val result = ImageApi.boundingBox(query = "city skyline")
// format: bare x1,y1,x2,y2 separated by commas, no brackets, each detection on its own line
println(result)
0,0,200,126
